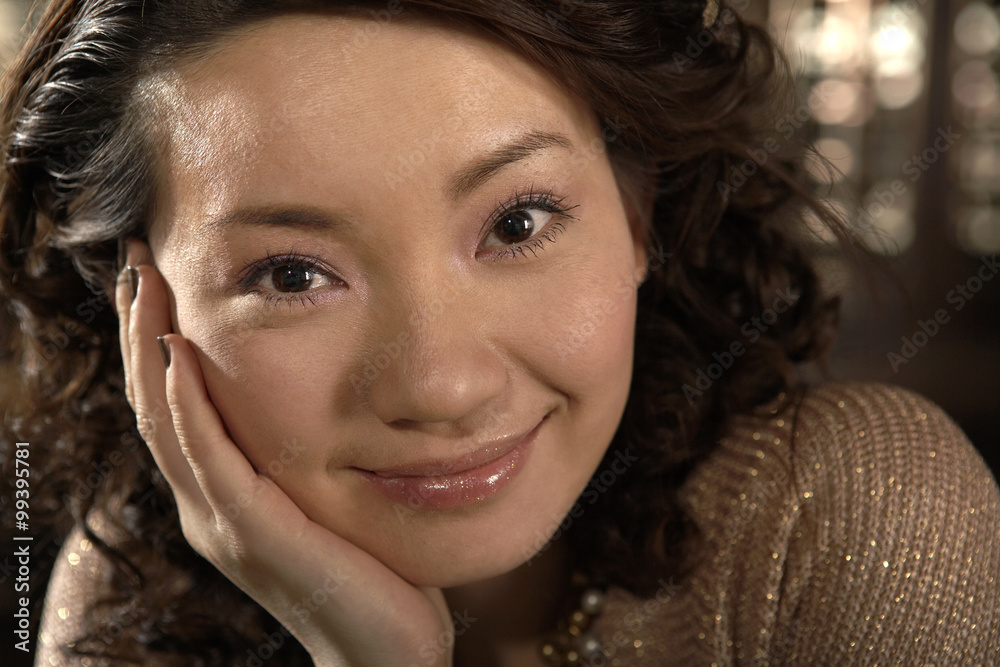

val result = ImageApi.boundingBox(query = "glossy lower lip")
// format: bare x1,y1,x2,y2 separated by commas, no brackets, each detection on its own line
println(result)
356,420,543,511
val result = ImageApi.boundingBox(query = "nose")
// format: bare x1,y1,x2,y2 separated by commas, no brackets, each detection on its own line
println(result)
364,275,507,429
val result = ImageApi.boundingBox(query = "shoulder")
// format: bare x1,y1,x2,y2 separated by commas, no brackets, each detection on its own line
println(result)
792,380,983,466
702,380,1000,515
788,382,1000,660
786,381,999,525
679,381,1000,663
37,518,120,666
36,514,183,667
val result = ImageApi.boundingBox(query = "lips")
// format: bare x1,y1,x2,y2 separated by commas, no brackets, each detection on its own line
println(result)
369,422,538,477
355,413,547,510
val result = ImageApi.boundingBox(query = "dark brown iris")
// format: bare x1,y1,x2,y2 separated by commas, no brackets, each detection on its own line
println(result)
272,266,310,292
498,211,535,243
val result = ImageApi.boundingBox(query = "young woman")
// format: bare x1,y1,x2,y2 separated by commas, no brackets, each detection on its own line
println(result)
2,1,997,665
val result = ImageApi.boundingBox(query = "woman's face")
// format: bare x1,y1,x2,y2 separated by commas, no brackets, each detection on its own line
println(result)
148,12,647,587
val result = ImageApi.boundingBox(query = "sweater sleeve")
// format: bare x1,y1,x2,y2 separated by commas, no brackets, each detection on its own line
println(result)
771,382,1000,665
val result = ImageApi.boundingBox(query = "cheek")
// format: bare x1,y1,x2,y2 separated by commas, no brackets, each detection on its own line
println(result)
185,319,350,473
539,249,639,396
549,277,636,367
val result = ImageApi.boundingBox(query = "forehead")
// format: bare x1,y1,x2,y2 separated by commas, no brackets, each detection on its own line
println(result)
146,12,599,231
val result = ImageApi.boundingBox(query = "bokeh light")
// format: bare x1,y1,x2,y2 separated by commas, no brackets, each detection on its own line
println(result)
954,2,1000,57
959,137,1000,194
956,205,1000,253
805,137,856,182
811,79,874,126
874,70,924,109
869,5,926,78
790,10,864,75
952,59,1000,111
857,181,915,255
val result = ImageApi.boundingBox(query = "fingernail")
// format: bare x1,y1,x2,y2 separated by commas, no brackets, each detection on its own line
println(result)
117,238,127,274
127,267,138,302
157,336,171,369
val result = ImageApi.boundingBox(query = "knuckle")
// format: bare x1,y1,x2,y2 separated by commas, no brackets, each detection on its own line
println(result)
206,525,250,572
133,400,174,442
135,412,158,441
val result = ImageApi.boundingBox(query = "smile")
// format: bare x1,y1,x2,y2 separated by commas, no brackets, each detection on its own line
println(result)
354,414,548,510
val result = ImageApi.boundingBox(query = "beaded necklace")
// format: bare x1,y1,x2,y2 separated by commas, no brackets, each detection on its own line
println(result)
539,573,607,665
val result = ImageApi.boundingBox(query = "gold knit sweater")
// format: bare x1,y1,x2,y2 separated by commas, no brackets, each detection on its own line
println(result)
36,382,1000,665
590,382,1000,665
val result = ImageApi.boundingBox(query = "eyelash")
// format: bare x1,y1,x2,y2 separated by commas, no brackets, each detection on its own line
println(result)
237,186,580,309
236,252,331,310
482,186,579,261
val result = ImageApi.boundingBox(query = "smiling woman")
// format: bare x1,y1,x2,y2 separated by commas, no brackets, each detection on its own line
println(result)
1,1,997,667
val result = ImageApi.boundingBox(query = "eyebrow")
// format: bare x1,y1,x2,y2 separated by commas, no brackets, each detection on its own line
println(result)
446,129,574,201
207,129,575,232
206,206,341,233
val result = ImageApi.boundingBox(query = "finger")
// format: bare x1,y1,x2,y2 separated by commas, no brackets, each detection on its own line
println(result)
115,266,135,408
161,332,283,533
127,257,208,517
116,238,156,409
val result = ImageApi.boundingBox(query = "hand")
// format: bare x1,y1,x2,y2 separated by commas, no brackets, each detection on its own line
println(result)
116,239,454,666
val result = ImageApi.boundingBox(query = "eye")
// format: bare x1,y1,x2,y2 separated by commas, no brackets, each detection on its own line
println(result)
483,209,553,247
260,262,330,293
236,252,342,309
481,187,579,260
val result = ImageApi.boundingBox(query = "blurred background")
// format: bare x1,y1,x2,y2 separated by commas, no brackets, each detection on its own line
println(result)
0,0,998,665
0,0,996,461
742,0,1000,478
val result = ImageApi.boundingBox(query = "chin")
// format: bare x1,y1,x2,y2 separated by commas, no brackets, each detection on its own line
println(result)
372,515,560,589
394,561,503,589
393,548,538,589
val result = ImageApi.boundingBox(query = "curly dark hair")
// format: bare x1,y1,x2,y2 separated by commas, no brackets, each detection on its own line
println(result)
1,0,847,663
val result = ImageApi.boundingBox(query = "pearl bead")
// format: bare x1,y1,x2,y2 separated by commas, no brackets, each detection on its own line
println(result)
580,588,605,615
577,632,604,657
539,579,608,665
